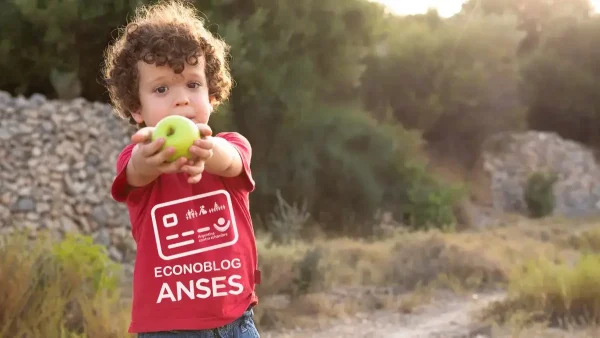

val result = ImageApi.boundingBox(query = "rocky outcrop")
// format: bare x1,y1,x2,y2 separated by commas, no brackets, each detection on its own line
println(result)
482,131,600,217
0,91,137,262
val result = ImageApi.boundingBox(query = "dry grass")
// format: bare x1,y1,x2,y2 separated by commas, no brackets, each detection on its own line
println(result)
4,216,600,336
0,230,131,338
481,254,600,330
256,228,507,295
480,220,600,332
253,224,514,330
254,216,600,331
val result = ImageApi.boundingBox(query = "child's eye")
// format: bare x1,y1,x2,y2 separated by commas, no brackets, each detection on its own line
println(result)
154,86,168,94
188,82,201,89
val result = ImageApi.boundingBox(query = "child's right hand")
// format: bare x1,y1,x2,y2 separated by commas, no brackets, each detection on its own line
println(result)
129,127,188,178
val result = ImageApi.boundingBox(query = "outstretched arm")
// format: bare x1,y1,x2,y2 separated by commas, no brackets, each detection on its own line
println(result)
204,136,243,177
182,124,244,183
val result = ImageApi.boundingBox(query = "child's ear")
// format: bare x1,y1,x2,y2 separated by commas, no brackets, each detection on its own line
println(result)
131,110,144,124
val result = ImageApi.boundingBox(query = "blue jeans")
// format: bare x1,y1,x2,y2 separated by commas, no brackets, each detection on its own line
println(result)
138,308,260,338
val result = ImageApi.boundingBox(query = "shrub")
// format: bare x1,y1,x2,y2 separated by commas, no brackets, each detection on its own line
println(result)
405,174,467,230
266,189,310,245
524,171,558,218
255,230,505,300
0,230,131,338
566,228,600,253
384,232,506,291
290,247,325,297
482,254,600,328
258,103,466,234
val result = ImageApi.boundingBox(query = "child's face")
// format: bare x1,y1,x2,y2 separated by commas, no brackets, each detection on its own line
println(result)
132,56,213,127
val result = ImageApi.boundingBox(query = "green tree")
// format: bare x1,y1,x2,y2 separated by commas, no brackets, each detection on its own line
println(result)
461,0,593,54
520,17,600,147
0,0,141,99
361,10,526,168
0,0,466,231
198,0,429,225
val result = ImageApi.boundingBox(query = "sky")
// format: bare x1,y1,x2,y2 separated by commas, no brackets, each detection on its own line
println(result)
372,0,600,17
372,0,465,17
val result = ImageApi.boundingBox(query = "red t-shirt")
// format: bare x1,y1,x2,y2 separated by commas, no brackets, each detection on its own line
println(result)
111,132,259,333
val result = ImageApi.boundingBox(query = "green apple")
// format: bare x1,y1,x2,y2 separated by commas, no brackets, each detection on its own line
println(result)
151,115,201,162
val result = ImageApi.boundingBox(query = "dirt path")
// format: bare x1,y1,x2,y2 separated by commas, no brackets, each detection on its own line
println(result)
261,291,505,338
382,292,505,338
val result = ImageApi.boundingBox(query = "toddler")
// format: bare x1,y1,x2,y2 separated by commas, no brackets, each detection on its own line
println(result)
103,1,260,337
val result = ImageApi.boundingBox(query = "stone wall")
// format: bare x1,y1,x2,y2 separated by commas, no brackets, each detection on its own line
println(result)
0,91,137,262
482,131,600,217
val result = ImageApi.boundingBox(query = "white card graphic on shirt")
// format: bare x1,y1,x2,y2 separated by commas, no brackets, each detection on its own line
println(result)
151,189,239,261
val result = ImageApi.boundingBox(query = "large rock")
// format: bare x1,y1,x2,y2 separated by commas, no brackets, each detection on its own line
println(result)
0,91,136,262
482,131,600,217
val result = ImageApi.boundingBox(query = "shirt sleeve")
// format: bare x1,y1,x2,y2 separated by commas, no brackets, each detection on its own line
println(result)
111,143,136,203
216,132,256,193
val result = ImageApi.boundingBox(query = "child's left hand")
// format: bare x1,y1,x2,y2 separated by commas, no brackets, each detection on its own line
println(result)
182,124,214,184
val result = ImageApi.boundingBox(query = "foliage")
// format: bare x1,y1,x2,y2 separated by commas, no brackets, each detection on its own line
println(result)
6,0,462,231
461,0,593,54
566,228,600,253
5,0,600,231
266,189,310,245
524,171,558,218
0,230,130,338
360,11,526,168
520,17,600,147
253,102,465,232
483,254,600,327
405,177,466,229
0,0,140,100
51,233,122,292
460,0,600,147
290,247,324,297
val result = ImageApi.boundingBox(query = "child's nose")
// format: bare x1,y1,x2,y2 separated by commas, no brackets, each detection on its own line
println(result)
175,96,190,106
174,89,190,106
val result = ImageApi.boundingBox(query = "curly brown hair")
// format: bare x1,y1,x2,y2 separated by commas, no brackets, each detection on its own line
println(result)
102,0,232,127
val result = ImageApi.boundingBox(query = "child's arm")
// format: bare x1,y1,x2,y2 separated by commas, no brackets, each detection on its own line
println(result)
182,135,243,182
204,136,243,177
183,125,244,181
184,130,255,191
